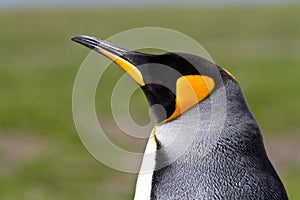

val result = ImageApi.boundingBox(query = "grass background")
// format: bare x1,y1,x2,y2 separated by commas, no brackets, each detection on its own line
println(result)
0,6,299,199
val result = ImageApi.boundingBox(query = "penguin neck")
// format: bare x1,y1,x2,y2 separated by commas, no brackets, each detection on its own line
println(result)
135,80,266,200
154,79,260,168
146,79,286,199
154,83,226,167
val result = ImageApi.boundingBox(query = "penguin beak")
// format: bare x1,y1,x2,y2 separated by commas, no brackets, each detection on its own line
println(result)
71,35,145,86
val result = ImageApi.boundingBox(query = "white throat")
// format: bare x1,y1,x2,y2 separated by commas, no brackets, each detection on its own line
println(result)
134,128,157,200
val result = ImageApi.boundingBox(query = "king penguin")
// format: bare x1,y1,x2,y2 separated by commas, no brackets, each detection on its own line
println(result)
71,35,288,200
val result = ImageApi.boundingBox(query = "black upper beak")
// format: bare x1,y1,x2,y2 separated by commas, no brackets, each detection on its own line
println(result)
71,35,129,57
71,35,145,86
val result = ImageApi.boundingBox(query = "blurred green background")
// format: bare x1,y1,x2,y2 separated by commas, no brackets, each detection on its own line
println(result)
0,3,300,200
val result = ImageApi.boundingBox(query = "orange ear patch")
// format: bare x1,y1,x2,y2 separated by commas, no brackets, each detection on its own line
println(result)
164,75,215,123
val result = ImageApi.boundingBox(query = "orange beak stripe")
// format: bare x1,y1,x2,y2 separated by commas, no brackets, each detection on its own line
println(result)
99,49,145,86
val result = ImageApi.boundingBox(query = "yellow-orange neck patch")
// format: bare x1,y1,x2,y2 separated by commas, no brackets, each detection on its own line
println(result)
163,75,215,123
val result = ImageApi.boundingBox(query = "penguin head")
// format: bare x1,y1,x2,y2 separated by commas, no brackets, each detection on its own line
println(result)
71,35,235,123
